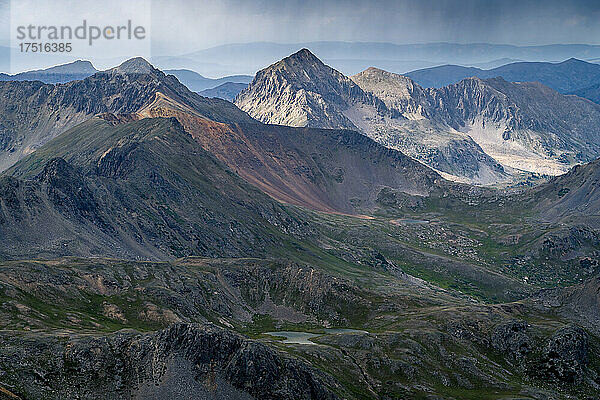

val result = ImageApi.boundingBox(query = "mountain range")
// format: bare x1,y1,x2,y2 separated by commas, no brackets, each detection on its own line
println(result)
1,54,600,399
405,58,600,104
0,56,448,260
151,41,600,76
199,82,248,100
6,42,600,85
0,58,252,172
163,69,253,92
0,61,251,96
0,60,98,84
237,49,600,183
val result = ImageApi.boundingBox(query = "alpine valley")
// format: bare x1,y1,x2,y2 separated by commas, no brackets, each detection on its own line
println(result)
0,50,599,400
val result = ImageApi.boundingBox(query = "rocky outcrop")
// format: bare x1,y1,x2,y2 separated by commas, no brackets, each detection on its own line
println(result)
535,326,589,384
0,323,340,400
450,317,591,386
236,49,387,130
528,276,600,336
0,258,376,331
490,320,535,363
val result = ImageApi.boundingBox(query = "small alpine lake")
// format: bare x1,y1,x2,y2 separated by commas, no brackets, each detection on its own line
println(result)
264,328,368,345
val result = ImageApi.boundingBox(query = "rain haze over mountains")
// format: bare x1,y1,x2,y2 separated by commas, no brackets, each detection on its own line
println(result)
2,0,600,75
2,1,600,399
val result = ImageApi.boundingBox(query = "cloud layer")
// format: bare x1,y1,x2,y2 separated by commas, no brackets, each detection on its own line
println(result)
149,0,600,54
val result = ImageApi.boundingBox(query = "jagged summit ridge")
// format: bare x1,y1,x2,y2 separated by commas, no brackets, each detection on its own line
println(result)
283,48,323,64
108,56,156,75
237,49,600,183
236,50,507,183
0,57,254,172
236,48,389,130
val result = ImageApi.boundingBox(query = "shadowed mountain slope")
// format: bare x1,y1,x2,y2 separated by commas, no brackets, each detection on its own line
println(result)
0,322,340,400
0,57,253,172
533,158,600,222
1,117,305,260
135,95,443,213
569,82,600,104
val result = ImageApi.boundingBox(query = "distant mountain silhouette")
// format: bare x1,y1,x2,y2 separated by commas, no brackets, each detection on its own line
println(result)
165,69,252,92
153,41,600,76
0,60,98,84
199,82,248,101
406,58,600,100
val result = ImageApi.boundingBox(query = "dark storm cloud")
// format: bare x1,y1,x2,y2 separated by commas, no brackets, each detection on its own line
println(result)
4,0,592,55
149,0,600,53
234,0,600,40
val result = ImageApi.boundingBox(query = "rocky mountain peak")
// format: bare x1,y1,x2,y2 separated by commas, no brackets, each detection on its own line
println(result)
43,60,98,74
284,48,322,64
357,67,395,77
353,67,400,84
259,47,344,88
110,57,156,75
236,48,367,129
352,67,422,98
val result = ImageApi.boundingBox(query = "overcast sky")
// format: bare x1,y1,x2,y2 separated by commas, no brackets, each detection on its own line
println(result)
147,0,600,54
2,0,600,51
2,0,600,72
